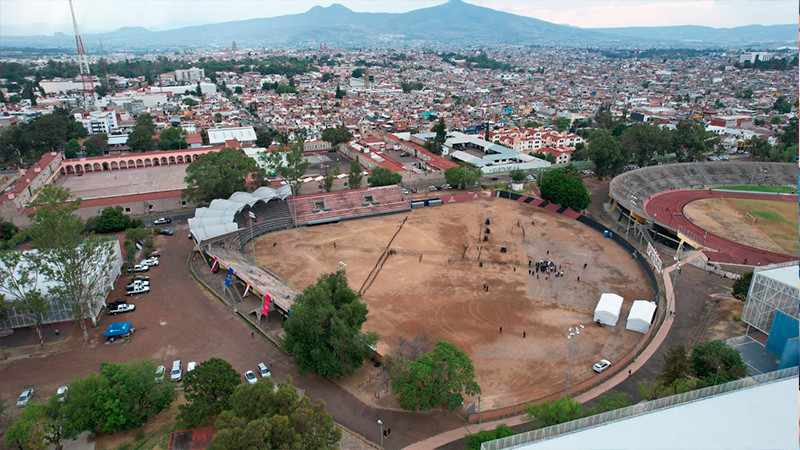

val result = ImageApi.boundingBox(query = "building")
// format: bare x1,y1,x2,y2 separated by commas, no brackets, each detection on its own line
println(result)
738,52,774,64
74,110,119,135
175,67,205,82
0,152,63,225
207,126,257,146
0,238,124,331
429,131,550,174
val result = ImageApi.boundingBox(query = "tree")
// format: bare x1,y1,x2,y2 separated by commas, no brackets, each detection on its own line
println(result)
553,117,571,132
234,86,243,94
732,271,753,300
0,250,50,347
0,89,6,103
283,270,376,378
64,359,176,435
210,379,340,449
778,117,798,147
0,221,19,242
673,119,719,161
539,168,591,211
691,340,748,385
255,129,278,148
588,130,627,179
200,128,209,145
334,84,346,99
587,391,631,415
351,68,365,78
158,127,187,150
508,168,526,183
465,424,516,450
184,147,267,206
425,117,447,155
444,166,481,189
65,138,81,159
390,341,481,411
22,81,36,105
532,152,556,164
659,344,694,386
322,162,339,192
621,123,671,167
320,125,352,150
4,403,68,450
27,185,116,343
525,397,584,427
743,137,771,161
259,138,309,196
127,113,156,151
773,96,792,114
594,108,616,131
348,160,363,189
84,133,109,156
367,166,402,187
183,97,197,107
84,206,141,233
179,358,241,428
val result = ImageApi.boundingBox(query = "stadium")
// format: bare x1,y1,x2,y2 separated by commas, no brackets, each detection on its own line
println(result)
189,184,662,416
608,161,798,266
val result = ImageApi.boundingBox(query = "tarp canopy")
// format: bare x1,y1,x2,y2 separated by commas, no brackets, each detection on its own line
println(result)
594,293,623,326
626,300,657,334
103,322,131,337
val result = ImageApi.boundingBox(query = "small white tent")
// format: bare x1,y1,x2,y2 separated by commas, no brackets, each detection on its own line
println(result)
626,300,657,334
593,293,623,326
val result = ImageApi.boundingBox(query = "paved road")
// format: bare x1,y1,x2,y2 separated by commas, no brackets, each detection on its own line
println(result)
0,230,463,448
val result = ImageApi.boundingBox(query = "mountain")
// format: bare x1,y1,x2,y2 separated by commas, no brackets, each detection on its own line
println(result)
0,0,795,51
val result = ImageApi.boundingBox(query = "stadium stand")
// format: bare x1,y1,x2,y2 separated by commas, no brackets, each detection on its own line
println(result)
289,185,410,226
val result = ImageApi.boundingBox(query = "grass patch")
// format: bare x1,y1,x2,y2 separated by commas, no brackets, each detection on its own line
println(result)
716,185,798,194
749,210,787,222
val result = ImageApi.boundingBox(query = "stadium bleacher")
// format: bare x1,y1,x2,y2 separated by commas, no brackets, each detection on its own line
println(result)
289,185,409,226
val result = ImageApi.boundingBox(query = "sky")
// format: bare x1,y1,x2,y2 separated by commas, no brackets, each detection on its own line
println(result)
0,0,795,36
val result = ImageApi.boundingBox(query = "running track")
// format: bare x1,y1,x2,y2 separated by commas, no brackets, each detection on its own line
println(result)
643,189,798,266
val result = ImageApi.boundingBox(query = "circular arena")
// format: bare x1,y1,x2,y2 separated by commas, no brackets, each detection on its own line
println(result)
189,186,660,413
609,162,798,266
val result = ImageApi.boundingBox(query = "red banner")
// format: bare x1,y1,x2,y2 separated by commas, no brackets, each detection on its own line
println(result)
211,256,219,272
262,292,271,315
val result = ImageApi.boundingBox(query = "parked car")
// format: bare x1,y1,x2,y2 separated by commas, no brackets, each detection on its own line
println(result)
131,276,150,282
126,280,150,289
428,185,438,191
108,303,136,315
155,365,166,383
525,174,535,181
592,359,611,373
140,258,159,267
153,218,172,225
17,387,34,407
106,298,127,309
402,188,409,195
126,285,150,296
127,264,149,273
148,251,161,258
257,362,271,378
56,386,68,402
440,184,452,190
171,360,183,382
244,370,258,385
159,229,174,236
187,361,197,373
410,187,417,193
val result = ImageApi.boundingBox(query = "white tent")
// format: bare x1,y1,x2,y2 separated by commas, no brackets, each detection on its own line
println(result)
626,300,657,334
593,293,623,326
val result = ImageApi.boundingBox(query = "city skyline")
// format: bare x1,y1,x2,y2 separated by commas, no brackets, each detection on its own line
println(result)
0,0,795,36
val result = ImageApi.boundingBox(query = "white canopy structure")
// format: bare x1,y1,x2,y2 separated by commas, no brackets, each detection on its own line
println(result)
593,293,623,326
626,300,657,334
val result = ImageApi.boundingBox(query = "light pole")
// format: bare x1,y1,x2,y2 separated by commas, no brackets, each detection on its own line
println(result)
565,324,584,393
377,419,383,447
714,365,721,386
248,211,256,262
670,262,680,314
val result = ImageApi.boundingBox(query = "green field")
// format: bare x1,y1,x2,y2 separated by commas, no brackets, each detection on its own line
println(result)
716,185,799,194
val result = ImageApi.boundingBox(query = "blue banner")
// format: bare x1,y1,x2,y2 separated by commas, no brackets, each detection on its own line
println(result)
225,267,233,287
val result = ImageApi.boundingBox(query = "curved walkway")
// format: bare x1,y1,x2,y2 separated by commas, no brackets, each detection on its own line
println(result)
643,189,797,266
406,252,701,449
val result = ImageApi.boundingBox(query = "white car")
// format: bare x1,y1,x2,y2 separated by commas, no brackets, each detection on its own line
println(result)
257,362,271,378
56,386,68,402
140,258,159,267
153,217,172,225
126,285,150,296
108,303,136,315
17,387,34,407
593,359,611,373
187,361,197,373
244,370,258,385
127,264,149,273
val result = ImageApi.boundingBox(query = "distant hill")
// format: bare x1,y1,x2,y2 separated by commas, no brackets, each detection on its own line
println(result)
0,0,795,51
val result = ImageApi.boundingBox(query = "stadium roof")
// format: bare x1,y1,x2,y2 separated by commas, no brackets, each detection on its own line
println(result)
501,377,798,450
755,263,798,287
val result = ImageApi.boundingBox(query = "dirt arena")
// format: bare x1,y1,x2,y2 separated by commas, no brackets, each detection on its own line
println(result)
684,198,799,255
256,197,652,409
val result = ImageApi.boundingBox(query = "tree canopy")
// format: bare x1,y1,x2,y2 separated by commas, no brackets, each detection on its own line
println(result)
731,271,753,300
179,358,242,428
127,113,156,151
260,138,309,195
348,160,363,189
620,123,672,168
0,108,87,164
525,397,584,427
539,167,591,211
158,127,188,150
84,206,142,233
588,130,627,179
282,270,376,378
84,133,109,156
444,165,481,189
320,125,352,149
184,147,267,206
390,340,480,411
368,166,402,187
673,119,719,162
210,378,340,449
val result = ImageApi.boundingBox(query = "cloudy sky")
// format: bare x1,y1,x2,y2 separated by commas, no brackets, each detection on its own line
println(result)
0,0,794,36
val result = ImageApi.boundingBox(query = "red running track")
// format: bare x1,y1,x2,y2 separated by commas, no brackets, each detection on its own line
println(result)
643,189,798,266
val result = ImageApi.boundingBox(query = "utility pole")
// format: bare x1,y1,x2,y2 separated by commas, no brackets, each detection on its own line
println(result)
68,0,95,111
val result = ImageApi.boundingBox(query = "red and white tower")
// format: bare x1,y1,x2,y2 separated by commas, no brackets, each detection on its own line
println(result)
68,0,95,110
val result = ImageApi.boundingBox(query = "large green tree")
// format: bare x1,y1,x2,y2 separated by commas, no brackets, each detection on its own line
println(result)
691,340,748,385
368,166,402,187
588,130,627,179
4,402,72,450
465,424,516,450
553,117,571,132
539,167,591,211
184,147,267,206
283,270,376,378
210,378,340,450
158,127,187,150
444,165,481,189
0,108,87,164
673,119,719,161
620,123,672,168
659,344,694,386
179,357,242,428
320,125,352,150
348,160,363,189
390,340,481,411
732,271,753,300
84,206,141,233
27,185,116,343
84,133,109,156
0,250,50,347
260,138,310,195
525,397,584,427
64,359,176,435
127,113,156,151
65,138,81,159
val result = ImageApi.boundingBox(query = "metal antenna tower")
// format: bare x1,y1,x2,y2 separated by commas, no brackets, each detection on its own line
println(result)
68,0,95,110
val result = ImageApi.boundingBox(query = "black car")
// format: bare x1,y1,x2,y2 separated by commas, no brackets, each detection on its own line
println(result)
159,229,174,236
106,298,127,309
130,276,150,282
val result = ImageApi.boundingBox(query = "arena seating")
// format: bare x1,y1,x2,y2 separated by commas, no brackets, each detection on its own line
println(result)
610,162,796,217
289,185,410,226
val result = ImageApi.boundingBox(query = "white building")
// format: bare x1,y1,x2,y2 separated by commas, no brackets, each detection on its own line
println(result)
741,262,799,335
425,131,550,174
74,110,119,135
738,52,774,64
208,126,257,147
175,67,205,82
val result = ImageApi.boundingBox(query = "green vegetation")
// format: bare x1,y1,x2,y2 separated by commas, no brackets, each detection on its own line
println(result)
127,113,156,151
0,250,49,346
368,166,402,187
525,397,584,427
260,138,310,195
320,124,353,149
84,133,109,156
465,424,516,450
425,117,447,155
348,160,363,190
539,166,591,211
179,358,242,428
211,377,340,449
732,272,753,300
184,147,267,206
444,165,482,189
84,206,143,233
401,81,424,92
158,127,188,150
440,51,513,70
0,108,87,164
587,130,626,178
283,270,377,378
